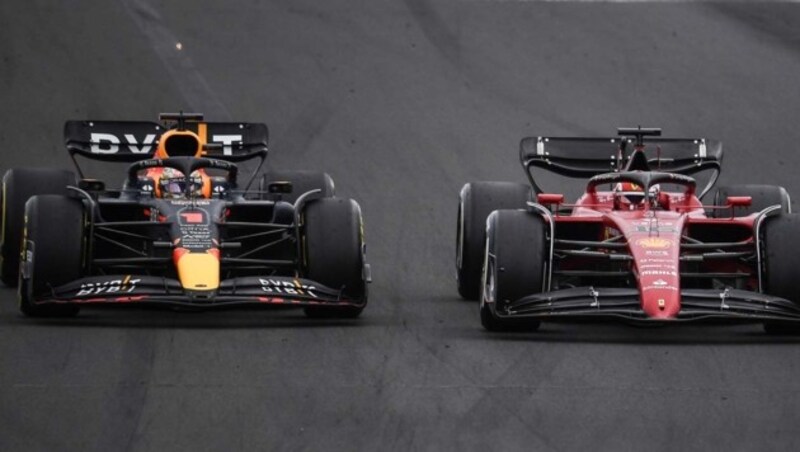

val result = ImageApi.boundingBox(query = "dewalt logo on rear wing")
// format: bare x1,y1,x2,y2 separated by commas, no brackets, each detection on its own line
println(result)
64,118,269,162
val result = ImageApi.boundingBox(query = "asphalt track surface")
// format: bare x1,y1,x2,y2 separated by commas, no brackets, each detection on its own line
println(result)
3,1,800,451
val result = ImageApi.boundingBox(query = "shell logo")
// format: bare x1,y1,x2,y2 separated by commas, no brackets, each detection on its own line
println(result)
636,237,672,249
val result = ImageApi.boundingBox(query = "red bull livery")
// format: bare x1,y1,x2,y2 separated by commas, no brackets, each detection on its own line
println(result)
1,113,369,318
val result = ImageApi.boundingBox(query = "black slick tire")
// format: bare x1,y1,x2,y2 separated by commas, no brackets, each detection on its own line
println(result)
761,213,800,334
19,195,84,317
302,198,366,318
480,209,546,332
457,181,533,300
1,168,76,286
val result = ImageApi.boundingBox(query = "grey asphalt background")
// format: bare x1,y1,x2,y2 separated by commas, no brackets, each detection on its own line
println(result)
2,1,800,450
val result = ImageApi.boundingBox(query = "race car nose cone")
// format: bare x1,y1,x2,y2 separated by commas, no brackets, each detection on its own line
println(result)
174,248,220,291
619,213,686,320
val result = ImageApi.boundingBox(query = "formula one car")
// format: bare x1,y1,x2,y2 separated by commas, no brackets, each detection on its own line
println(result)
457,127,800,333
1,113,369,318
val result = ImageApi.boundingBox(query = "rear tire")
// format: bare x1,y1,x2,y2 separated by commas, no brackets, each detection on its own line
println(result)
262,170,335,204
480,209,546,332
457,181,533,300
761,213,800,334
302,198,366,318
19,195,84,317
1,168,76,286
710,184,790,218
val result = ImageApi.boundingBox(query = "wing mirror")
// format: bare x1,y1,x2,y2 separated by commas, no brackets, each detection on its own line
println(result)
268,181,293,194
726,196,752,208
78,179,105,192
537,193,565,206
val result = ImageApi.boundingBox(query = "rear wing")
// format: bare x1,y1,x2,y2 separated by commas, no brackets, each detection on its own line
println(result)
519,136,723,195
64,119,269,163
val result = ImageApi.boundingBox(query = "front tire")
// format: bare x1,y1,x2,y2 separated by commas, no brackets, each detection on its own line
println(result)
19,195,84,317
302,198,366,318
1,168,76,286
761,213,800,334
480,209,546,332
457,181,533,300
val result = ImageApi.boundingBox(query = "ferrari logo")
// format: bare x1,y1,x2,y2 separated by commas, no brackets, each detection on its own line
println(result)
636,237,671,249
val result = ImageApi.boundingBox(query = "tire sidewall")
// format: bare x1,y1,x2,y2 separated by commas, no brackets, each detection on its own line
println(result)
480,209,545,331
457,181,532,300
1,168,76,286
302,197,365,300
19,194,84,316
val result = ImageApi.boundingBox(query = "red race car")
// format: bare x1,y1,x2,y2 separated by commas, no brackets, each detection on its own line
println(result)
457,127,800,333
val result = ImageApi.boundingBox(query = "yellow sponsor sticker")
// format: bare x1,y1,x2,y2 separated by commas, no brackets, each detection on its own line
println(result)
636,237,672,249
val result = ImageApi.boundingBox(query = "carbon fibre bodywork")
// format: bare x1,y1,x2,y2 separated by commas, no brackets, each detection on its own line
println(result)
17,114,369,314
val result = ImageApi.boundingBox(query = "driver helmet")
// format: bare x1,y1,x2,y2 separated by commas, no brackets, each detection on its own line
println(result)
615,182,645,205
614,182,661,206
158,167,204,199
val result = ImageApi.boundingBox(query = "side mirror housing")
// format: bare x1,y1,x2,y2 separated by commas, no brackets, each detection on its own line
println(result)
78,179,105,192
726,196,752,208
268,181,293,194
537,193,565,206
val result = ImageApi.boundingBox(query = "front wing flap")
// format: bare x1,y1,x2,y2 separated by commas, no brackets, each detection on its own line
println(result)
33,275,363,309
496,286,800,323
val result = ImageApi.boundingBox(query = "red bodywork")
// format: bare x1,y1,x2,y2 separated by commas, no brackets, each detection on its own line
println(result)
484,130,800,325
551,187,756,320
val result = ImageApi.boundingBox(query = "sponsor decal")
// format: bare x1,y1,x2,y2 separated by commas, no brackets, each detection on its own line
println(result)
89,133,244,156
177,207,212,249
639,264,677,270
630,225,678,233
77,276,140,296
629,220,677,234
180,212,205,224
259,279,319,298
653,279,668,286
210,135,242,156
632,220,674,227
642,285,678,292
636,237,672,249
170,199,211,206
641,270,678,276
640,258,673,263
90,133,157,154
645,250,669,256
258,296,287,304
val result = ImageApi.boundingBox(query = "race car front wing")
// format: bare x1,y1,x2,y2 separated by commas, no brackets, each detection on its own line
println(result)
492,286,800,323
31,275,364,310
